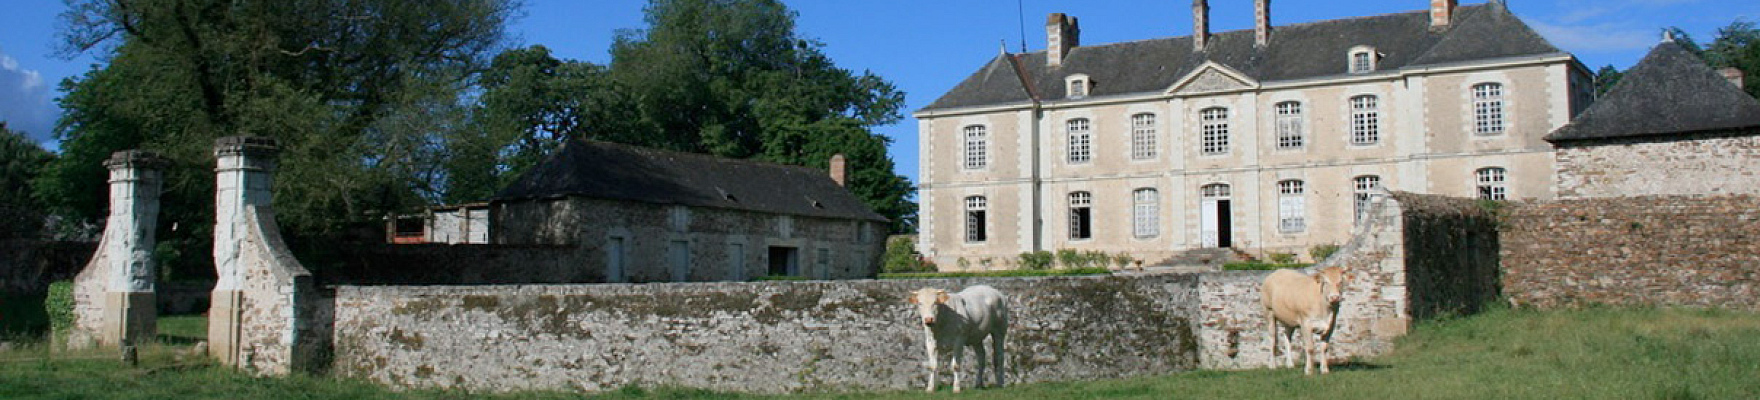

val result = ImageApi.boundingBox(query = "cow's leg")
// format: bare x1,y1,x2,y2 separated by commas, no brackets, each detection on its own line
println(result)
971,340,988,388
1265,310,1280,369
1317,340,1331,374
1299,322,1314,375
950,343,965,393
990,331,1006,387
925,341,939,392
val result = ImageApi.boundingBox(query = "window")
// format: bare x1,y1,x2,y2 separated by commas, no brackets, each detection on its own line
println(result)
1068,191,1092,240
1476,167,1508,200
1069,78,1087,98
1275,101,1305,150
1133,188,1159,238
1353,175,1382,224
1067,118,1092,164
964,196,987,242
1350,95,1380,145
1277,180,1306,233
1201,183,1231,198
1472,83,1506,135
963,125,988,169
1200,107,1229,155
1349,48,1377,73
1131,113,1158,160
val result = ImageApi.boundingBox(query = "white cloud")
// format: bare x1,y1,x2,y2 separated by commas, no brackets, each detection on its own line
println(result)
1530,20,1656,52
0,47,59,144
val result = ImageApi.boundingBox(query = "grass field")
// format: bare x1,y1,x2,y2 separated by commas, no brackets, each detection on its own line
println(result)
2,307,1757,399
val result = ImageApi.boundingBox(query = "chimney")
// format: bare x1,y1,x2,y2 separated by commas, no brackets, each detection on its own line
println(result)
1254,0,1271,48
1430,0,1458,30
1720,67,1746,89
1193,0,1210,51
1047,13,1080,67
829,153,847,187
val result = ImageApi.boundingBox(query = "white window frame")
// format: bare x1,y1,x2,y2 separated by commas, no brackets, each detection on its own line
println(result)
1131,113,1158,160
962,125,988,170
1132,188,1159,238
1277,180,1306,233
1476,167,1508,200
1472,83,1506,135
1275,101,1304,150
1349,46,1377,74
1068,191,1093,240
965,196,987,243
1200,107,1229,155
1066,74,1090,99
1350,95,1380,146
1067,118,1092,164
1353,175,1382,224
1201,183,1231,198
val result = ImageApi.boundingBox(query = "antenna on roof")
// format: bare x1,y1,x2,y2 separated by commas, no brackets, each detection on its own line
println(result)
1001,39,1009,55
1017,0,1028,53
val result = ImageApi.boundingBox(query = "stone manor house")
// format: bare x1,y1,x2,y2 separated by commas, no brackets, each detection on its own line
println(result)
916,0,1596,267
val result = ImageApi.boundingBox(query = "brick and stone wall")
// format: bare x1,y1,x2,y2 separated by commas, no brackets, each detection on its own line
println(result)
1501,195,1760,310
1556,131,1760,199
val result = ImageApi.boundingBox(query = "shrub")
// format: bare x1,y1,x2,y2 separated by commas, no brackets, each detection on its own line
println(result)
1111,253,1135,269
1018,251,1054,270
1269,252,1297,264
1309,244,1342,261
45,280,74,342
1055,249,1082,269
955,257,971,271
881,236,933,273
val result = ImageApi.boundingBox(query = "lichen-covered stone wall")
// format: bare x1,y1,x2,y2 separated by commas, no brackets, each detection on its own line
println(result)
1501,195,1760,310
1556,132,1760,199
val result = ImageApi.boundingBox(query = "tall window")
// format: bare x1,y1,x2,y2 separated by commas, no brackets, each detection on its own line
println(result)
963,125,988,169
1476,167,1508,200
1067,118,1092,164
1277,180,1306,233
1200,107,1229,155
1133,188,1159,238
1275,101,1305,150
1350,95,1380,145
1131,113,1158,160
964,196,987,242
1353,175,1382,224
1068,191,1092,240
1472,83,1506,135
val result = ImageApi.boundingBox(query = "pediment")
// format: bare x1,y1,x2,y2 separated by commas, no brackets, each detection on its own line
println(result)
1166,62,1259,95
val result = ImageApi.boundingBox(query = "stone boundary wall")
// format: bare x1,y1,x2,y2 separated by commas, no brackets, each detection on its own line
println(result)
319,244,583,285
1501,195,1760,310
0,240,94,295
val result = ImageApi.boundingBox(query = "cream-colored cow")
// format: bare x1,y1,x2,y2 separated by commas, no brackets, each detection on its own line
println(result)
907,285,1008,392
1261,266,1351,375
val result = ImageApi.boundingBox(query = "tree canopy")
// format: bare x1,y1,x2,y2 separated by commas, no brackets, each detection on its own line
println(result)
1599,22,1760,97
1,122,53,239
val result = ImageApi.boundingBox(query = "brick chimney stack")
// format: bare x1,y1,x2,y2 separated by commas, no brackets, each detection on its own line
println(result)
1193,0,1210,51
1720,67,1746,89
829,153,847,187
1254,0,1271,48
1430,0,1458,30
1047,13,1081,67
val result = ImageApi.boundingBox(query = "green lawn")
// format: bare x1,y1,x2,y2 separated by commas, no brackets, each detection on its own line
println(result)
2,307,1757,399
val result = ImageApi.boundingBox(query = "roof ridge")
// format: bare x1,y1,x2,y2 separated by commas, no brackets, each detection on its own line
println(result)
574,139,829,174
1043,5,1453,54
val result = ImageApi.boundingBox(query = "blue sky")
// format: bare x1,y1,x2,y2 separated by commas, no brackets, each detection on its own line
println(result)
2,0,1756,186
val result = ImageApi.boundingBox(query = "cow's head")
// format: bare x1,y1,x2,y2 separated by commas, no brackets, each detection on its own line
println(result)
906,288,950,327
1315,266,1352,304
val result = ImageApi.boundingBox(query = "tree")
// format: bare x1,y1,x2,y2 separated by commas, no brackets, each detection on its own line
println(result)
1593,65,1625,96
42,0,517,278
1,122,53,239
1666,21,1760,98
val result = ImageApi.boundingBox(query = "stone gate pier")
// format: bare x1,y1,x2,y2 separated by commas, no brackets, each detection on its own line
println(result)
207,136,320,374
70,150,170,348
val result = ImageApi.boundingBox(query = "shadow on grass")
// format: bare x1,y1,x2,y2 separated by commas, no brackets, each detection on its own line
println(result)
156,333,204,346
1327,360,1390,372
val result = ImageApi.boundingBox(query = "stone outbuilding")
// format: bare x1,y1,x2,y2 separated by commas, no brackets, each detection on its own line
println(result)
489,140,888,282
1547,37,1760,198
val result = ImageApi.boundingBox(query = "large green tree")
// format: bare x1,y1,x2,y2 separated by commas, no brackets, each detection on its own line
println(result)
1,122,53,239
469,0,916,232
39,0,517,277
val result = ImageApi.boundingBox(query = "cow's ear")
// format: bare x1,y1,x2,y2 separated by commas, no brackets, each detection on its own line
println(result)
907,294,920,304
936,290,950,304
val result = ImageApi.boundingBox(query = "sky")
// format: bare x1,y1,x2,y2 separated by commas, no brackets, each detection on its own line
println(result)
2,0,1756,186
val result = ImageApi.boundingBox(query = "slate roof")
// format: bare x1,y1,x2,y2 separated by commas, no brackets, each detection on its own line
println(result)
494,140,887,222
921,3,1563,112
1545,40,1760,142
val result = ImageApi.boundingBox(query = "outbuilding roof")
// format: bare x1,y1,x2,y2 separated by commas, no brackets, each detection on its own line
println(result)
495,140,888,222
921,3,1563,112
1545,40,1760,142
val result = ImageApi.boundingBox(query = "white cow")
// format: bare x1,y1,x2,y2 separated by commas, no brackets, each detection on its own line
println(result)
1261,265,1351,375
907,285,1009,393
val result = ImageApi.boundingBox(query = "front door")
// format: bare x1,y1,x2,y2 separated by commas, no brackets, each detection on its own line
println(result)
1200,183,1233,248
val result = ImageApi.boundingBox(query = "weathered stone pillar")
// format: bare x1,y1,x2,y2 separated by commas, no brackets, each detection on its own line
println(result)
70,150,169,349
208,136,280,367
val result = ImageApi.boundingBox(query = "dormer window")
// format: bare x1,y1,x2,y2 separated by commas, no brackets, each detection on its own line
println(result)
1066,74,1091,99
1349,46,1378,74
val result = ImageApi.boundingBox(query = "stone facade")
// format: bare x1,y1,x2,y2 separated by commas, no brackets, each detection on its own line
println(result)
493,197,886,282
1500,195,1760,310
69,150,169,348
426,204,488,244
1555,131,1760,199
